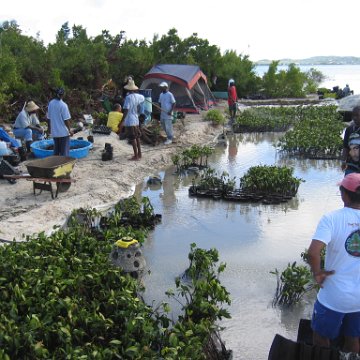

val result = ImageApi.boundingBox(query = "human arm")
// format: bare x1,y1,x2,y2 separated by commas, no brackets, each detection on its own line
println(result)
64,119,74,136
119,109,128,134
117,113,124,134
169,101,176,116
28,123,44,133
308,239,334,287
168,93,176,115
29,114,44,133
15,110,42,132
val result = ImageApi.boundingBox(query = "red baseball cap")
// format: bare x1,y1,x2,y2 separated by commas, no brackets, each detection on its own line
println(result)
339,173,360,192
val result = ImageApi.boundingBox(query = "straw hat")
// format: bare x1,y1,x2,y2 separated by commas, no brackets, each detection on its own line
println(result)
25,101,39,112
124,79,138,91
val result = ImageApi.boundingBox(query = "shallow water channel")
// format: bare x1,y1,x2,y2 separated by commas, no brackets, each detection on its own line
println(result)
134,132,343,360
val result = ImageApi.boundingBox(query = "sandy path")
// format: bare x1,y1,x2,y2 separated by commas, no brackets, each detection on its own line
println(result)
0,110,225,241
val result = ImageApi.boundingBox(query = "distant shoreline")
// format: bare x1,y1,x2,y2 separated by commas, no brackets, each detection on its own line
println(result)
256,56,360,66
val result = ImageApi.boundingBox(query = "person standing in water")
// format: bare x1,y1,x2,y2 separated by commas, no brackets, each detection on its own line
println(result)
308,173,360,355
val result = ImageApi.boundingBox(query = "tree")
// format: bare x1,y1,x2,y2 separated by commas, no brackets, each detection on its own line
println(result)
262,62,311,98
48,24,108,90
304,68,325,93
151,28,185,64
216,50,259,96
0,20,49,116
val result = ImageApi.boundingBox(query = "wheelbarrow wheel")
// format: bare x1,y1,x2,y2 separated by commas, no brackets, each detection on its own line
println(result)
56,182,72,193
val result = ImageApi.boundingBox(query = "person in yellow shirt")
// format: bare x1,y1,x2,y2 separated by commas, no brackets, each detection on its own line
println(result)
107,103,123,134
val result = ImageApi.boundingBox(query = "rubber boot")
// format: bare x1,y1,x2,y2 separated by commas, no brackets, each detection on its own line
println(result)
26,141,33,157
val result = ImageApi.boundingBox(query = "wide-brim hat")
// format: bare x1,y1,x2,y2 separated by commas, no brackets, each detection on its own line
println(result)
124,80,138,91
25,101,39,112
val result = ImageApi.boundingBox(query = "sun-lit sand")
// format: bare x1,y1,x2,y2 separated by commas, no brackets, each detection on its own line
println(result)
0,108,226,242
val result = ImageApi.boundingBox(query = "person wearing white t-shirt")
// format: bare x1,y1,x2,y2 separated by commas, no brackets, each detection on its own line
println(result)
308,173,360,354
122,80,144,161
47,88,73,156
158,82,176,145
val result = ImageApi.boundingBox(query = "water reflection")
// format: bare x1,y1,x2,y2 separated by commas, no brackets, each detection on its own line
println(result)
135,132,344,360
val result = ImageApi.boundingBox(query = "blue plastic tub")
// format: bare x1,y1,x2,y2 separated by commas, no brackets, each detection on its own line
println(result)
31,139,93,159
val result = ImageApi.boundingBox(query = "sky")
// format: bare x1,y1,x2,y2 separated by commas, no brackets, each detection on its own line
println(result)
2,0,359,62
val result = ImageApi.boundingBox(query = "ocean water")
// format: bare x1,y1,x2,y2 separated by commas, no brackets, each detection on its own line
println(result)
255,64,360,95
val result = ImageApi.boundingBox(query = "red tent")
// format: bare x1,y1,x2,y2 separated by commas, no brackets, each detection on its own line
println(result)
140,64,216,113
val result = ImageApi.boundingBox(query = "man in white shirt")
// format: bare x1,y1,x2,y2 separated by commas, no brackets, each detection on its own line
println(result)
122,80,144,161
158,82,176,145
308,173,360,354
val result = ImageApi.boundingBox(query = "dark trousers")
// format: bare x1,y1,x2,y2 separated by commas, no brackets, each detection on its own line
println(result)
54,136,70,156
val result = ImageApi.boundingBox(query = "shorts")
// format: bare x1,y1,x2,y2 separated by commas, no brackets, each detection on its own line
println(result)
228,103,237,112
311,300,360,339
125,126,141,141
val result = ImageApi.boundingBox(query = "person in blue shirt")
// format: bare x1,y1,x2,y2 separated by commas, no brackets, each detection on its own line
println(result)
47,88,73,156
13,101,45,152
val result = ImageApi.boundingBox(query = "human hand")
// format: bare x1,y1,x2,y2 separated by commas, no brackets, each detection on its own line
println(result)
69,129,74,137
313,270,335,287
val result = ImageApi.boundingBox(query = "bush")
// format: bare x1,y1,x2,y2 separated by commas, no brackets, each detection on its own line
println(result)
204,109,225,125
271,262,314,306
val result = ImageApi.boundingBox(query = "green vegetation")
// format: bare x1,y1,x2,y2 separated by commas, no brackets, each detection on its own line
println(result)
271,247,326,307
271,262,314,307
276,105,345,159
165,244,232,359
172,145,214,172
192,168,237,193
233,106,298,132
188,165,303,204
204,109,226,126
0,21,324,121
239,165,304,197
301,247,326,270
0,198,231,359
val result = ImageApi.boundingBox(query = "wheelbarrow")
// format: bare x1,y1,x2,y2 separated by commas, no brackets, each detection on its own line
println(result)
3,156,76,199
